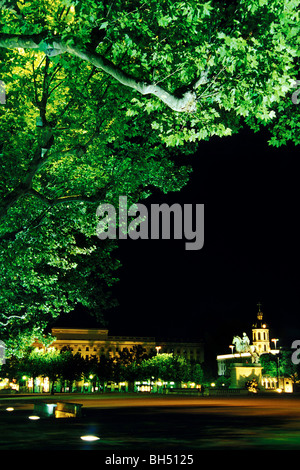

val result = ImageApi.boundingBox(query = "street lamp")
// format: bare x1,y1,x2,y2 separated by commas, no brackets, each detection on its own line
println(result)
229,345,234,355
155,346,161,355
271,339,280,389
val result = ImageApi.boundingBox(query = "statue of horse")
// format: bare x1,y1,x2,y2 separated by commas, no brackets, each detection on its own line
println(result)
232,335,246,353
232,333,250,353
232,335,259,362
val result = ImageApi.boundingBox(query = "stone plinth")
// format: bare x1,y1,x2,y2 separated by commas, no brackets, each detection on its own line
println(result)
230,363,263,389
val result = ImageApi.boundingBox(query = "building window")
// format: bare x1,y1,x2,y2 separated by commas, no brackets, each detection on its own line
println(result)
86,347,89,351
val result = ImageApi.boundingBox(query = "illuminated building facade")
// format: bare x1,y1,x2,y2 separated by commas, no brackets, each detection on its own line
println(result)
252,304,271,354
51,327,204,363
216,305,292,392
217,305,276,376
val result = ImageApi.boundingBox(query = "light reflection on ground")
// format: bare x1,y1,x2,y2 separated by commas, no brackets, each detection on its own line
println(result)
1,394,300,450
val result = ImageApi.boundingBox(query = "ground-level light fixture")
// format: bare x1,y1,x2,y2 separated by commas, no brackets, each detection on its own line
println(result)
80,435,100,442
6,407,14,412
28,415,40,420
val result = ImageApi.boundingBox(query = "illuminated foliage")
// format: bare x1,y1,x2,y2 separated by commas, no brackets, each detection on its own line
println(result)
0,0,298,144
0,348,204,390
260,350,298,380
0,0,299,343
138,353,198,383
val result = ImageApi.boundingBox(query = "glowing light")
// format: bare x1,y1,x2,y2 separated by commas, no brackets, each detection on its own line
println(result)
46,404,57,414
276,388,283,394
211,382,216,387
80,435,100,442
28,415,40,420
43,377,50,393
6,407,14,412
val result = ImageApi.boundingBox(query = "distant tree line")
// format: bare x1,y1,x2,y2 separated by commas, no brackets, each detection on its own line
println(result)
0,345,204,394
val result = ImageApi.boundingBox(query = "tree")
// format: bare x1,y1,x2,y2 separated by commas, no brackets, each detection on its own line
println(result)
28,347,63,393
138,353,190,383
260,350,298,382
117,345,154,365
114,345,155,382
0,354,28,384
0,26,190,347
260,353,278,377
1,346,88,393
189,362,204,384
93,355,114,391
59,347,86,391
0,0,299,346
1,347,62,392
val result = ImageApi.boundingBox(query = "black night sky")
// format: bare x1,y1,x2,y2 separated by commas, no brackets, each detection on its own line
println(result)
104,126,300,361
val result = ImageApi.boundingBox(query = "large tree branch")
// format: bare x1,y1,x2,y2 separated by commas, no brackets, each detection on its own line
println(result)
0,31,46,50
66,44,198,112
0,129,54,218
0,314,27,327
0,32,201,112
0,188,108,242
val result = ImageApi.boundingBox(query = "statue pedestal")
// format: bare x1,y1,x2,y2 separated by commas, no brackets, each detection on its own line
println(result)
230,363,263,389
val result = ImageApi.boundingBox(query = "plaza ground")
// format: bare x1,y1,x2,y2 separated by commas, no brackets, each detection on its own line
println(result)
1,393,300,451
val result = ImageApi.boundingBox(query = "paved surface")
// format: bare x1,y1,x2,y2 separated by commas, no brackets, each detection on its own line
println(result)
1,393,300,451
